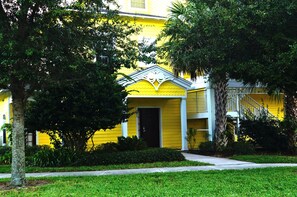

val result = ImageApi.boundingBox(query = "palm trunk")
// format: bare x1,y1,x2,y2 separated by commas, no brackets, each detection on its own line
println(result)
213,77,228,151
284,91,297,154
11,95,26,187
284,91,297,119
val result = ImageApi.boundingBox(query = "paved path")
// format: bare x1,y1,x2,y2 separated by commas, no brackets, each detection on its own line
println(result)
182,153,254,165
1,153,296,179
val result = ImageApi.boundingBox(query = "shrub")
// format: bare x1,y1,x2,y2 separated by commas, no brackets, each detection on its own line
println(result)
198,141,215,155
25,145,51,157
239,110,288,152
223,141,255,155
94,136,147,153
186,128,198,150
94,142,118,153
30,148,184,167
0,146,12,164
31,148,83,167
85,148,185,166
117,136,147,151
279,118,297,154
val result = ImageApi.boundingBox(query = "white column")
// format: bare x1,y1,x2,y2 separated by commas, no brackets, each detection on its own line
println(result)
121,122,128,137
180,97,188,150
206,84,215,141
0,118,3,146
121,97,128,137
236,94,240,132
35,131,38,145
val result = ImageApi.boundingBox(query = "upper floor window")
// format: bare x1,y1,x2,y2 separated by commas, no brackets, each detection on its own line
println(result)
131,0,146,9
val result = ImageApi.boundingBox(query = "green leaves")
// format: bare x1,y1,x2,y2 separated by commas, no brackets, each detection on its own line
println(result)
161,0,246,81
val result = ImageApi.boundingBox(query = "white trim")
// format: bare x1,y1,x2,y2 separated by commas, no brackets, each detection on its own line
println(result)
119,12,166,20
35,131,39,145
187,112,209,119
118,65,192,91
206,85,215,141
180,98,188,150
121,122,128,137
7,95,11,123
127,95,187,99
136,106,162,148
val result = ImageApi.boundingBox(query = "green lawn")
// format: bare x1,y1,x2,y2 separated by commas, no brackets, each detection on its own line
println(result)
231,155,297,163
1,167,297,196
0,160,209,173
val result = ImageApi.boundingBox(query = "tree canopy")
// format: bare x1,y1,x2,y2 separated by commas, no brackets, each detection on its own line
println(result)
25,65,128,152
230,0,297,119
161,0,297,152
0,0,139,186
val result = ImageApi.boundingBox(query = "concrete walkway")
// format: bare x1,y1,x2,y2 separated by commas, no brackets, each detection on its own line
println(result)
182,153,255,165
0,153,296,179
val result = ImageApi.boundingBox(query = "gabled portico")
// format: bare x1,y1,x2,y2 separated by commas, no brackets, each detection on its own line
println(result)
118,65,192,150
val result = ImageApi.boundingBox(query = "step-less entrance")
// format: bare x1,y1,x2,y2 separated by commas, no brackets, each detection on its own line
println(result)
138,108,160,147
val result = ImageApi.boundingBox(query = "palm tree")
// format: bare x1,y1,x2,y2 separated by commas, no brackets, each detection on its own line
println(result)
160,0,244,151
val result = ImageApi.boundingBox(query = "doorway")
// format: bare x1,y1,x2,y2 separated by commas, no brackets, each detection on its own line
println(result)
138,108,160,147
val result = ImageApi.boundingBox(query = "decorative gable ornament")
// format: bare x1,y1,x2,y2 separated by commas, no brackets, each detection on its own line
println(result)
142,69,174,91
118,65,192,91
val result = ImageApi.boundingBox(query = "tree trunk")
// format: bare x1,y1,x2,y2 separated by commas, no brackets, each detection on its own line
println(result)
11,92,26,187
213,77,228,151
284,92,297,119
284,91,297,154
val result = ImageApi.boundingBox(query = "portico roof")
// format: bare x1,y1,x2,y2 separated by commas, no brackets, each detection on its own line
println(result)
118,65,192,91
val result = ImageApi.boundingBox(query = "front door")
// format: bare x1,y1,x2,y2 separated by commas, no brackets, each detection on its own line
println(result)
138,108,160,147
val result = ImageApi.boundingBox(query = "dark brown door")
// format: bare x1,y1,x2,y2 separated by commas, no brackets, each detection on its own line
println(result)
138,108,160,147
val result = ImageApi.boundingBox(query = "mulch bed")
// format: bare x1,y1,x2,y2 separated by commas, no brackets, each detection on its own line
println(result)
0,180,50,191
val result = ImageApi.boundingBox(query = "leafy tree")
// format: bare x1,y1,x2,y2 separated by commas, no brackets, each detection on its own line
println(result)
231,0,297,120
160,0,247,151
25,66,128,153
230,0,297,152
0,0,139,186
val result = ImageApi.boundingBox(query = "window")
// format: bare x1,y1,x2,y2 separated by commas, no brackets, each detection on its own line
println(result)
131,0,145,9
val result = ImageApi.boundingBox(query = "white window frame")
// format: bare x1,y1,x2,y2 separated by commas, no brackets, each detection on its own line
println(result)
130,0,147,10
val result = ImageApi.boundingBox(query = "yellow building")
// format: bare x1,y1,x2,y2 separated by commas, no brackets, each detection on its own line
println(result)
0,0,284,149
0,90,12,146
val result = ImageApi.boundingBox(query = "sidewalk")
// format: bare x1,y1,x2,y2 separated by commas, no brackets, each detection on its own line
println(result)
1,153,296,179
182,153,254,165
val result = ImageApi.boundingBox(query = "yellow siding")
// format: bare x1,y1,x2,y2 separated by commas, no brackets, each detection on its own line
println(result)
127,80,186,97
187,119,208,149
87,125,122,149
187,90,207,113
0,93,11,125
128,98,182,149
37,133,51,146
249,94,284,119
37,126,122,149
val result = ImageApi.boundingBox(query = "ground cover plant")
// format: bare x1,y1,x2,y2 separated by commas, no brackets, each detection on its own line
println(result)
0,137,186,167
1,167,296,196
0,161,209,173
231,155,297,163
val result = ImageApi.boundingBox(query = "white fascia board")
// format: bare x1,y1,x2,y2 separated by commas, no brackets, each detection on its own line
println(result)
119,12,166,20
187,112,209,119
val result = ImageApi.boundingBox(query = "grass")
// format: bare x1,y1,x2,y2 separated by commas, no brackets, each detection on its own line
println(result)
231,154,297,163
0,160,209,173
1,167,297,196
